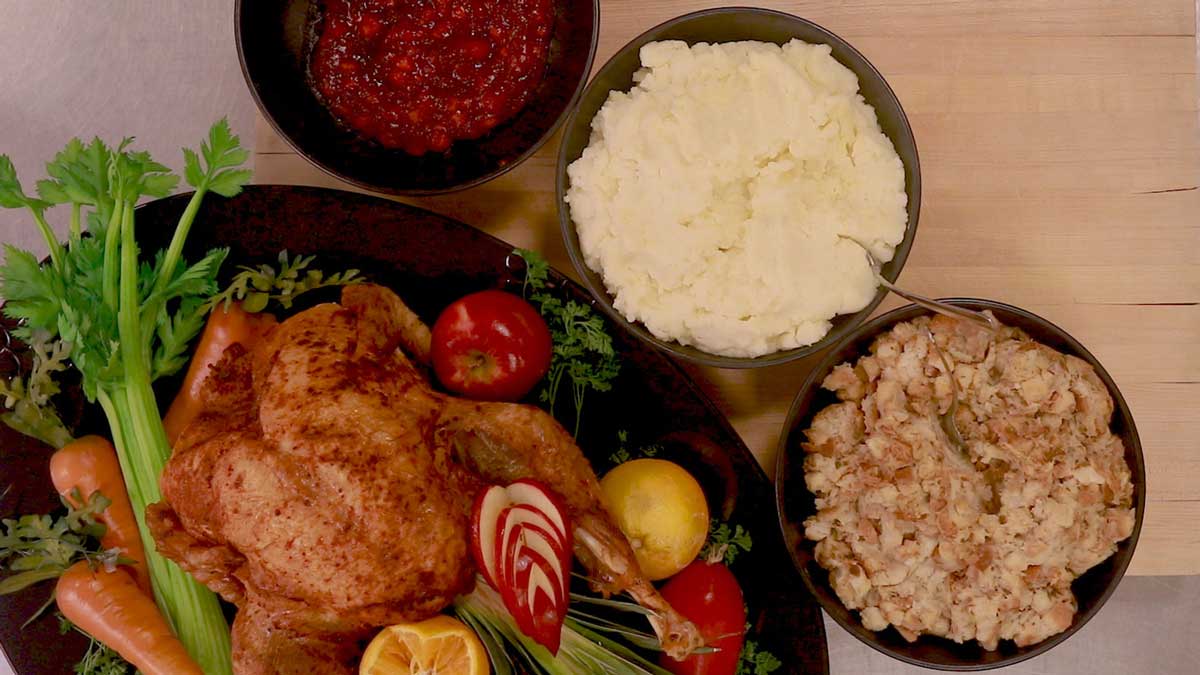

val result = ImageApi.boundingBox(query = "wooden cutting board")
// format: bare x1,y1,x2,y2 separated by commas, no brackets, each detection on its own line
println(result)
252,0,1200,576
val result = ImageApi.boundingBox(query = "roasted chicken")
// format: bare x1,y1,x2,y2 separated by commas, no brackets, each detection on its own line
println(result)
147,284,702,674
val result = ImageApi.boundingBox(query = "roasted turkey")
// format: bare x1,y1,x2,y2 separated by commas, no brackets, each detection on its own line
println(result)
147,284,702,674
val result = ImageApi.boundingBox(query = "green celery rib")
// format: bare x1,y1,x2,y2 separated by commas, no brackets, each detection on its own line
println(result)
106,202,232,674
98,382,233,674
152,187,207,298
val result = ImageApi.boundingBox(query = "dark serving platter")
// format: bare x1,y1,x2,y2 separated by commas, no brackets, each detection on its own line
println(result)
0,185,828,674
775,299,1145,671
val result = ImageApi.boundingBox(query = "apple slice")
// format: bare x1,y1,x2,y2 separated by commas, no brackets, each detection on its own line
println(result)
501,513,566,607
469,479,574,654
471,485,511,587
505,479,569,542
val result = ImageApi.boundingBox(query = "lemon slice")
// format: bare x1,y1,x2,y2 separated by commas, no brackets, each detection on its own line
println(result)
360,615,490,675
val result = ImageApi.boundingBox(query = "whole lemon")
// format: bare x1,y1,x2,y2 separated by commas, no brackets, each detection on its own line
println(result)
600,459,710,580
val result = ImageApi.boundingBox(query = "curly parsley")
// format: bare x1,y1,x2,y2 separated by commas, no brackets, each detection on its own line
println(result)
701,519,753,565
738,639,783,675
514,249,620,436
60,617,131,675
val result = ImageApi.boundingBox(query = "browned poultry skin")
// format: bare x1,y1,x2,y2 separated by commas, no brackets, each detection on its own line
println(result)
148,284,701,674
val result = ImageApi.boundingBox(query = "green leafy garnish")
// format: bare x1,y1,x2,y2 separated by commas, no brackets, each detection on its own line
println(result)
514,249,620,437
75,640,129,675
609,430,661,465
206,250,363,313
701,520,753,565
0,490,112,596
455,578,673,675
0,330,73,448
60,617,132,675
737,639,783,675
0,120,242,673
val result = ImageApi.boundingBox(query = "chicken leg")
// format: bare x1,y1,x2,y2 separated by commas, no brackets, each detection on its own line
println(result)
440,400,705,658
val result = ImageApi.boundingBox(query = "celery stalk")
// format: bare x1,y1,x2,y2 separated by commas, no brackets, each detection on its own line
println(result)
0,121,252,674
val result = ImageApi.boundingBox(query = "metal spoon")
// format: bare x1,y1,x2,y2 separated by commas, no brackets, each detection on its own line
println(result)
924,326,970,461
840,235,999,334
840,236,994,460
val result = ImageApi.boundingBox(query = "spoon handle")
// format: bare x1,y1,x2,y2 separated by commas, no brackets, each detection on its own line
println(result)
876,275,999,333
840,234,1000,333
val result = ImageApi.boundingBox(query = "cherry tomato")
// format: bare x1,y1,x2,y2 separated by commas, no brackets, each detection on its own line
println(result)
659,561,746,675
431,290,552,401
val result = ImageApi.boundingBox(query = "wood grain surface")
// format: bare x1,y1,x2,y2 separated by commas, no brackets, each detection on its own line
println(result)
252,0,1200,576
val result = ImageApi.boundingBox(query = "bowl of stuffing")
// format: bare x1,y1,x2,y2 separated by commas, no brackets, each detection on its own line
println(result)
237,0,598,194
556,7,920,368
775,299,1146,670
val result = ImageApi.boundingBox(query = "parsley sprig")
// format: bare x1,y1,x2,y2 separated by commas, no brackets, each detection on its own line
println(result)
701,519,753,565
738,639,783,675
206,250,363,313
60,617,131,675
514,249,620,437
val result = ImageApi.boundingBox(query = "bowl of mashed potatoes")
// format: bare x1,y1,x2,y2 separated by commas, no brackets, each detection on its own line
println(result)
556,7,920,367
775,299,1145,669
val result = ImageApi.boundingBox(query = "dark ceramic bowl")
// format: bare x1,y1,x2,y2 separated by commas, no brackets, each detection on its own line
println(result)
555,7,920,368
775,299,1146,670
236,0,598,195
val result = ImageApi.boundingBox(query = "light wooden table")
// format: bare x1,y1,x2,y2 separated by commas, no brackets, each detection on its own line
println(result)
253,0,1200,577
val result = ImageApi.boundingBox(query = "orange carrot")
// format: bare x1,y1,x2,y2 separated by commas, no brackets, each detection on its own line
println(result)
56,562,203,675
163,301,277,444
50,435,152,596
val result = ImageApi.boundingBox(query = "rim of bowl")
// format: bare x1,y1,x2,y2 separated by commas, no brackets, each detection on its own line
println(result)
555,6,922,368
235,0,601,196
774,298,1147,670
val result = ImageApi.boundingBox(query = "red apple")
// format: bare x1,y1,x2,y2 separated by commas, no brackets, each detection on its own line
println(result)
431,290,552,401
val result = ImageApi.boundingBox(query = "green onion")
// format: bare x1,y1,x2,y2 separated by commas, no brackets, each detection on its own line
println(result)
454,579,675,675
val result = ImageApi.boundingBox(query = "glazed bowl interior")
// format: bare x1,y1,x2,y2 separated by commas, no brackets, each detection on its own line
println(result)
237,0,598,195
775,299,1146,670
556,7,921,368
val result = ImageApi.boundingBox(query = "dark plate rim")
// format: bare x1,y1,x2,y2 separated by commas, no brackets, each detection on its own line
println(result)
773,297,1147,671
555,6,922,369
234,0,601,196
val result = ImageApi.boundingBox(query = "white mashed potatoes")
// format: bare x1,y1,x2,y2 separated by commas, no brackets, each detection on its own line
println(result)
566,40,908,358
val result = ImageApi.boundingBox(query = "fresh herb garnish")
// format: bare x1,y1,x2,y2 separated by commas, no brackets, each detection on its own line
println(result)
514,248,619,437
455,578,674,675
609,430,661,465
60,616,131,675
206,250,363,313
0,120,242,673
0,329,73,448
701,520,753,565
0,490,113,596
737,639,783,675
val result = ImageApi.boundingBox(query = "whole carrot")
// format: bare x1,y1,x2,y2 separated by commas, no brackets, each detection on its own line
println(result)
162,301,277,445
50,435,152,596
57,562,203,675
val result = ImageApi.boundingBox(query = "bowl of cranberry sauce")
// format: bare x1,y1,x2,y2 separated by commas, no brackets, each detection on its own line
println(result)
237,0,599,194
